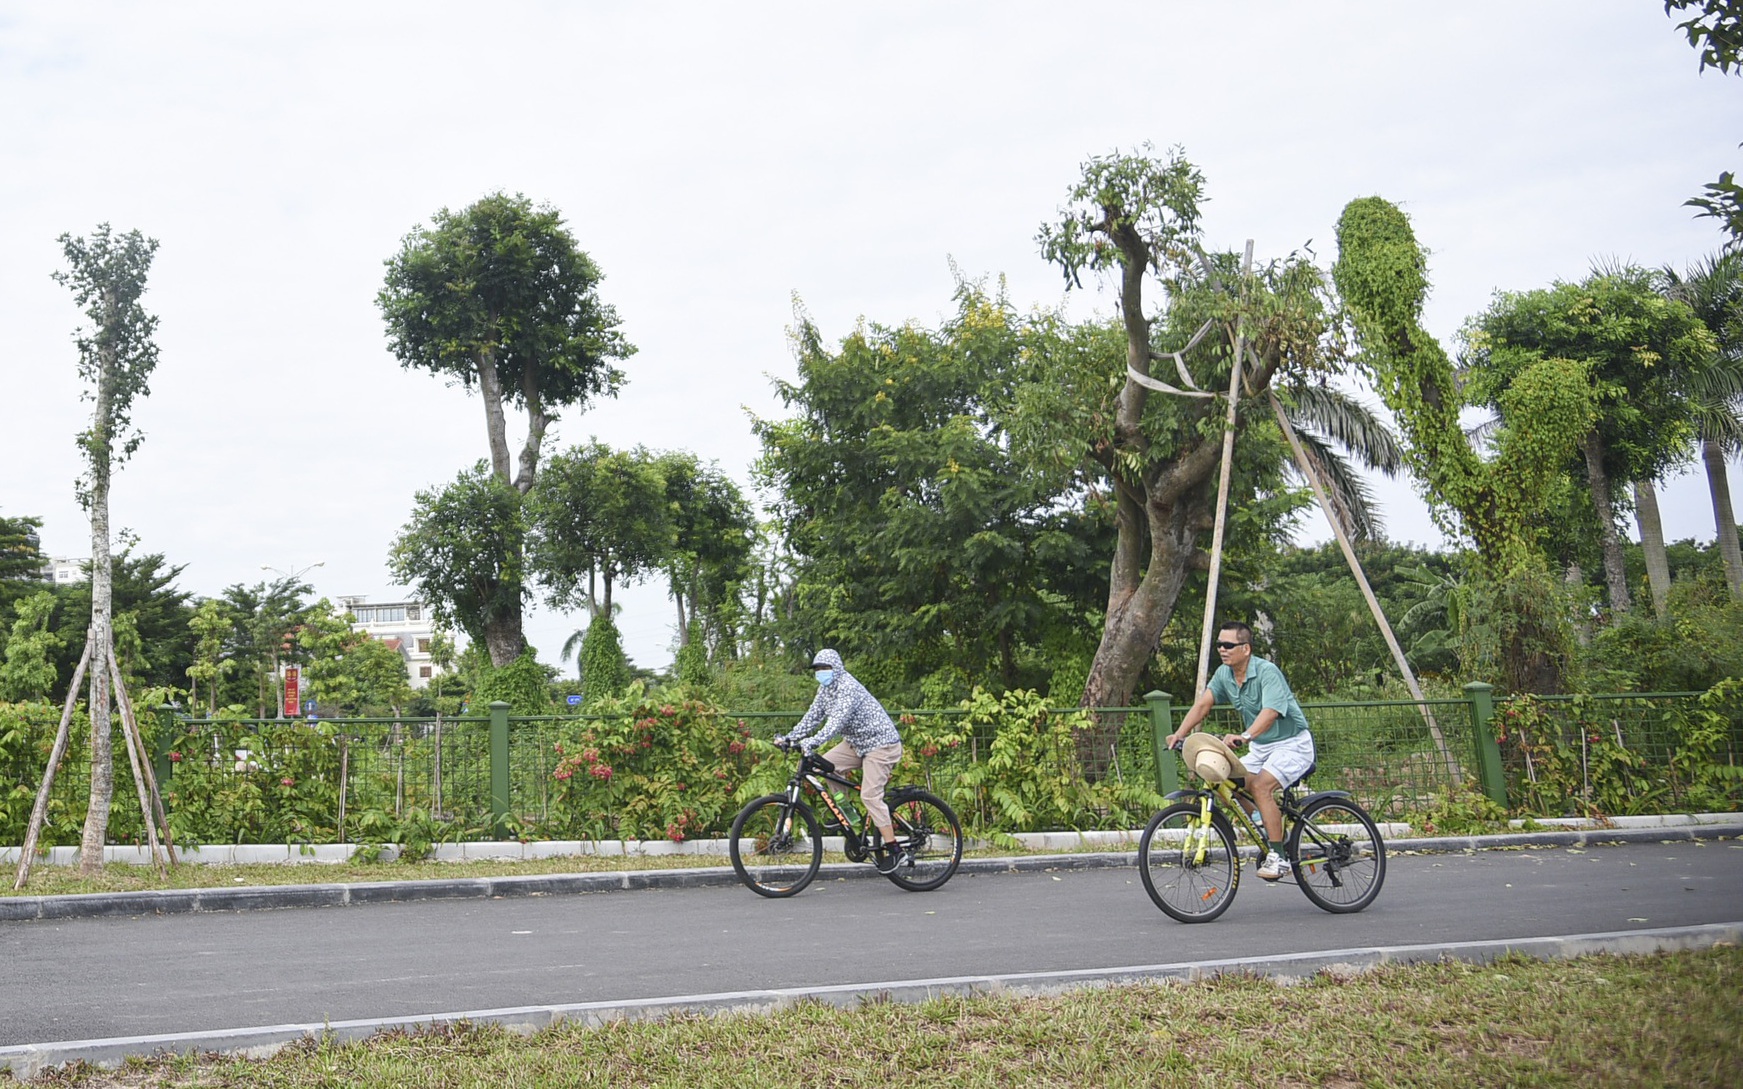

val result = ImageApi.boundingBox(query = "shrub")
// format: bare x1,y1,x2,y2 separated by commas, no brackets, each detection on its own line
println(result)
536,687,762,841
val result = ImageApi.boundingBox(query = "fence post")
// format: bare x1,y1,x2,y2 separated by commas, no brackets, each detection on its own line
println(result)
153,704,180,800
1464,682,1508,808
489,700,512,838
1145,691,1179,795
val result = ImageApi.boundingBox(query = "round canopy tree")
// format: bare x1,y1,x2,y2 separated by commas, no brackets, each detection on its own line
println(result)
378,193,634,664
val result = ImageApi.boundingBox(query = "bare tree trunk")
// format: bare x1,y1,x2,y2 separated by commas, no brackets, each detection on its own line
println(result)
1704,439,1743,600
1582,434,1631,616
1633,479,1671,619
79,337,117,875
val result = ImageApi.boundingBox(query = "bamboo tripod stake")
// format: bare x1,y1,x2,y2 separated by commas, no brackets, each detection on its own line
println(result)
13,630,177,889
1195,241,1253,693
1263,383,1460,780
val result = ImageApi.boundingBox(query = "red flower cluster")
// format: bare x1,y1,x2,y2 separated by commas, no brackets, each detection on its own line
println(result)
168,751,183,763
280,777,296,788
919,743,940,758
727,740,746,755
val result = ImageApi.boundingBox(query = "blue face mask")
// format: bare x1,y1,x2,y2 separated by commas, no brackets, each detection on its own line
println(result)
815,669,835,686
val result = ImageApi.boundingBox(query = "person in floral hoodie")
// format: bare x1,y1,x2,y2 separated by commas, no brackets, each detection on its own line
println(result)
776,649,907,872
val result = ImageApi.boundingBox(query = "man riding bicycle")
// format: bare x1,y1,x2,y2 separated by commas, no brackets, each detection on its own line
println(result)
1165,621,1316,881
775,649,907,873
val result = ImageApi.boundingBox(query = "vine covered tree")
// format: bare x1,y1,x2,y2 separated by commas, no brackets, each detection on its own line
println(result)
1334,198,1599,692
378,193,634,664
52,225,161,873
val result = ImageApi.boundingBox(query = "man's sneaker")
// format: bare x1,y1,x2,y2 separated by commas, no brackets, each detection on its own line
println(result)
1258,850,1291,881
874,842,906,873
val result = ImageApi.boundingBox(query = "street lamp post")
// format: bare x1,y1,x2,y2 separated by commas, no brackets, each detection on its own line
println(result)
261,562,324,718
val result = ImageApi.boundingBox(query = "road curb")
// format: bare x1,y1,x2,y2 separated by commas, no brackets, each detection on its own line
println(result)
1,821,1737,923
4,920,1738,1079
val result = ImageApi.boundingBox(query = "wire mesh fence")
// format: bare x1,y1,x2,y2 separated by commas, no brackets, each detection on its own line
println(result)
3,685,1738,847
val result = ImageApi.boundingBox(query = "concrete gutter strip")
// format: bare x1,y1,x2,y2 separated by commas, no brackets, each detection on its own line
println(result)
3,920,1738,1080
0,820,1737,923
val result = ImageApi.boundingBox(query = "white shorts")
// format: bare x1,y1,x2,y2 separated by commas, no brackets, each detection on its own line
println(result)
1242,731,1315,790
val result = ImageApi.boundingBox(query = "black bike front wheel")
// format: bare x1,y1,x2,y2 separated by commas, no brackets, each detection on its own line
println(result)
729,794,823,898
1289,795,1387,914
1138,801,1240,923
881,788,963,892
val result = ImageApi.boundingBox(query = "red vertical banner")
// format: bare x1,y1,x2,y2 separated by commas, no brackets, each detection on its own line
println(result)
283,664,301,718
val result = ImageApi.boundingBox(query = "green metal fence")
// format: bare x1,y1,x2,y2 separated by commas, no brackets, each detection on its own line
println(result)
3,685,1738,847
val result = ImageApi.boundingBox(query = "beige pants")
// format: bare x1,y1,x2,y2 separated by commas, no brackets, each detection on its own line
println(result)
822,741,902,831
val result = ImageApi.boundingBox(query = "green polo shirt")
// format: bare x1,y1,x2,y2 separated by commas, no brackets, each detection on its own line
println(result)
1207,655,1310,743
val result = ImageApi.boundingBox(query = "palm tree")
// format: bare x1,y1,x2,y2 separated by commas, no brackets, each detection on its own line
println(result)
1662,252,1743,600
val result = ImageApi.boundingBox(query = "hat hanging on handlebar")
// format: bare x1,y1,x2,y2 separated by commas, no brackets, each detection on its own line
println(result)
1183,734,1248,784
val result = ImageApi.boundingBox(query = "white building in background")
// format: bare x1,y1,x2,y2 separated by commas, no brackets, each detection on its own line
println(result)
44,557,87,585
337,596,446,689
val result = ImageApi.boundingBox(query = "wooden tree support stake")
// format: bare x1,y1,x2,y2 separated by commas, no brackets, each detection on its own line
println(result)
109,650,178,870
13,637,94,890
1264,383,1460,781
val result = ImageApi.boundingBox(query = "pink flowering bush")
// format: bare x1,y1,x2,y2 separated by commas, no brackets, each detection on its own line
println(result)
539,686,762,841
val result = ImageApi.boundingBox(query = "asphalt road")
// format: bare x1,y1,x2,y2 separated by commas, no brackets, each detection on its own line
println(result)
4,840,1741,1046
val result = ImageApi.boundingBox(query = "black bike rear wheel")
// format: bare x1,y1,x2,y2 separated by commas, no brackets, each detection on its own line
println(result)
880,788,963,892
1289,795,1387,914
1138,801,1240,923
729,794,823,898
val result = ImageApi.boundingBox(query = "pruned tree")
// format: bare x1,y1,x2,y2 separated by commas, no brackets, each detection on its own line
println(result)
17,226,172,882
379,192,634,664
1032,148,1395,750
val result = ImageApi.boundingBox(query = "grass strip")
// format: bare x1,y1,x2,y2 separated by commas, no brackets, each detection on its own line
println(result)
15,946,1742,1087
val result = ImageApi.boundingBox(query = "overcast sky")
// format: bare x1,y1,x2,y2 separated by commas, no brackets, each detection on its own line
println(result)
2,2,1737,673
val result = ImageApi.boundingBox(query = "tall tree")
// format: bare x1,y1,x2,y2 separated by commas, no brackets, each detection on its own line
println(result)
54,225,160,873
1663,251,1743,599
1466,268,1711,618
755,285,1114,699
1033,148,1396,736
378,192,633,664
1334,198,1597,692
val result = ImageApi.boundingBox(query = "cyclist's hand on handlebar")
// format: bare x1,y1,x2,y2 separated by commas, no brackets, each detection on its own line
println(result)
1221,732,1248,749
773,736,794,752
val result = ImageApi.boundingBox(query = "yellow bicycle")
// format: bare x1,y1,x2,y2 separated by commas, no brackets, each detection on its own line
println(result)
1138,744,1387,923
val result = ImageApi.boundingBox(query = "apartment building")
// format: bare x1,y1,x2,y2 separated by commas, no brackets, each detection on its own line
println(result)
336,595,446,689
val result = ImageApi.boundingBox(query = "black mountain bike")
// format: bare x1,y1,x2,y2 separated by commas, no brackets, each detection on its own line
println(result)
1138,744,1387,923
728,748,963,898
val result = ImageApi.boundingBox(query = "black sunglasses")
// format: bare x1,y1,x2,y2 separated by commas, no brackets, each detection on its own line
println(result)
1214,640,1250,651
